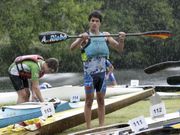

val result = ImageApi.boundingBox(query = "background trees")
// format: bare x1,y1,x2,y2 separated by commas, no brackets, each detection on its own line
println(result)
0,0,179,75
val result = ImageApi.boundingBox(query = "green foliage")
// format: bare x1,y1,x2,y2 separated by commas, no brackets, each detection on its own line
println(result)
0,0,179,75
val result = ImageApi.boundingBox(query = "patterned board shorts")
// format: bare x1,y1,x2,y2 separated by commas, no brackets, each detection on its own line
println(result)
84,72,106,94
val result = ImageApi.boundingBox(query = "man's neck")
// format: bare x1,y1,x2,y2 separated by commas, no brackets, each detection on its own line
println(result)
89,29,100,35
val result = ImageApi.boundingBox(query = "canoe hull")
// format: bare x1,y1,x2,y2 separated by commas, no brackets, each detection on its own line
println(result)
0,101,81,128
0,85,143,104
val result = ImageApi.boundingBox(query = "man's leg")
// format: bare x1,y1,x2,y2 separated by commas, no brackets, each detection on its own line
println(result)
84,73,94,129
9,74,30,103
84,93,94,129
96,92,105,127
94,72,106,127
17,88,30,103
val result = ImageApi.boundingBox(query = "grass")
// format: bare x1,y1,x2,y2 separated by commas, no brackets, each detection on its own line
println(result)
0,102,15,107
59,98,180,135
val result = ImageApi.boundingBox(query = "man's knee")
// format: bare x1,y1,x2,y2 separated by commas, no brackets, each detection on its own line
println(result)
18,89,30,99
86,99,93,108
98,99,104,107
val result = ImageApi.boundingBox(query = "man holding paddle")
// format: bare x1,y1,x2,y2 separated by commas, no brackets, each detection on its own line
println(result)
70,10,126,129
8,55,59,103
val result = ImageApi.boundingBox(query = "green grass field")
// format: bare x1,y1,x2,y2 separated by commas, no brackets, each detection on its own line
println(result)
60,98,180,135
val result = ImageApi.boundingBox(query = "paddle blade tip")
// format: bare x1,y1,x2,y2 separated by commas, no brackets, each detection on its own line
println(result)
145,30,173,39
38,31,68,44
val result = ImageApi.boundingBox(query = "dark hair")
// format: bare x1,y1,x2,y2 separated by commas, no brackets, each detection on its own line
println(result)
88,10,102,22
45,58,59,72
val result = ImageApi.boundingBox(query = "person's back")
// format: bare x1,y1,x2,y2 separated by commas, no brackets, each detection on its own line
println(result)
9,59,44,79
8,55,59,103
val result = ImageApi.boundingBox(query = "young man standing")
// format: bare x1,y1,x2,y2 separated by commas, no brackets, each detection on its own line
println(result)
8,54,59,103
70,10,125,128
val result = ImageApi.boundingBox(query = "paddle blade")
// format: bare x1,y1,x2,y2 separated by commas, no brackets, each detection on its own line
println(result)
143,31,173,39
144,61,180,74
39,31,68,44
167,76,180,85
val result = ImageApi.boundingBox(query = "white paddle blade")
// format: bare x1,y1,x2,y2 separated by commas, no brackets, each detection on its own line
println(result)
39,31,68,44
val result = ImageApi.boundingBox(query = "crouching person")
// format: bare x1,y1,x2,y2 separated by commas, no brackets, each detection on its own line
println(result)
8,55,59,103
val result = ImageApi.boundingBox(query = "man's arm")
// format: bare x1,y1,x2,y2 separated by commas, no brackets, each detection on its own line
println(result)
31,80,44,102
70,33,89,51
106,64,114,77
104,32,125,53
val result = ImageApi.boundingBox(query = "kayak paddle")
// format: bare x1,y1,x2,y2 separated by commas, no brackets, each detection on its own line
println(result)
39,30,172,44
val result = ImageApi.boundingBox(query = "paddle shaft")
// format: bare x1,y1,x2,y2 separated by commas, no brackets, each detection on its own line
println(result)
68,33,142,38
39,30,172,44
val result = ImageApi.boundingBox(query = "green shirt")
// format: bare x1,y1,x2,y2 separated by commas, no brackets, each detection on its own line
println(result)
8,60,44,80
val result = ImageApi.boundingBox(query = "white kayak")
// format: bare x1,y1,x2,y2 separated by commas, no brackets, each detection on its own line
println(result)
0,85,144,104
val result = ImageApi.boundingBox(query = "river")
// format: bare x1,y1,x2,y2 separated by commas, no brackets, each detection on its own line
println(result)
0,68,180,92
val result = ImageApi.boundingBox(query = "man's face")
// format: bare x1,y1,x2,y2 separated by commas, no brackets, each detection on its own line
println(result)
89,17,101,32
44,64,54,74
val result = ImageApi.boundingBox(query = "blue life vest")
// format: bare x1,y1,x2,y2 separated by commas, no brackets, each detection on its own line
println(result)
81,32,109,61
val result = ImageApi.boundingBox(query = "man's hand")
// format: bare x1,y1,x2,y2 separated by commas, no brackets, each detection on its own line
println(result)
119,32,126,41
79,33,89,42
31,95,39,102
